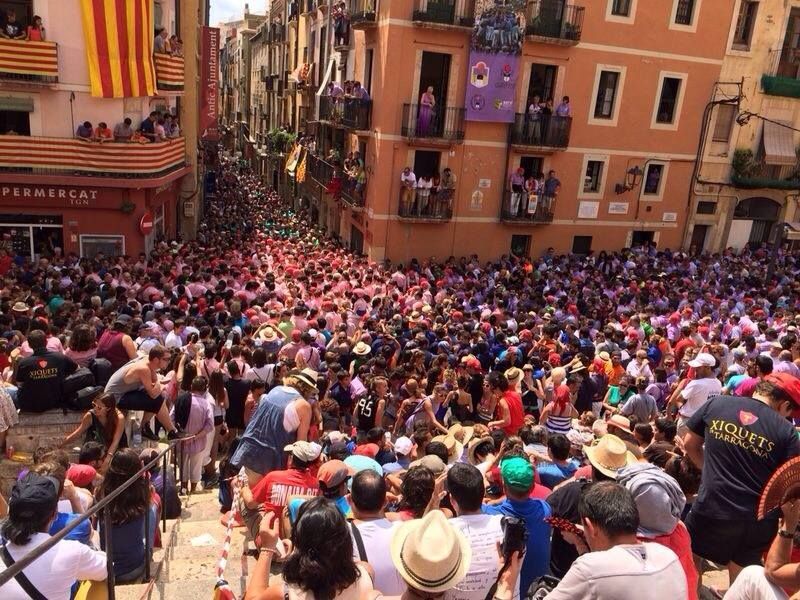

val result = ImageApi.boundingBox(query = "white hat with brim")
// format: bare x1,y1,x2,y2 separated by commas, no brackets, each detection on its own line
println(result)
353,341,371,356
390,510,472,594
584,434,638,480
291,369,318,389
431,435,464,465
688,352,716,368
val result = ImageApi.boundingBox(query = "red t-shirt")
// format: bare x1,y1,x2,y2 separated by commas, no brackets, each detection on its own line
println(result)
501,390,525,436
528,483,552,500
251,468,320,514
673,338,696,363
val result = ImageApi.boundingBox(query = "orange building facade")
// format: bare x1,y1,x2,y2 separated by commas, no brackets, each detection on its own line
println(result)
296,0,738,261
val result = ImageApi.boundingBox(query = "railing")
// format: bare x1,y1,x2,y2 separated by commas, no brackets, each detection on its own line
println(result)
413,0,474,27
732,158,800,190
401,104,465,141
398,187,454,220
154,53,184,92
308,152,366,206
350,0,378,25
0,38,58,82
509,113,571,149
0,440,183,600
319,96,372,129
270,24,286,43
762,48,800,98
500,189,556,223
525,0,584,43
0,136,187,178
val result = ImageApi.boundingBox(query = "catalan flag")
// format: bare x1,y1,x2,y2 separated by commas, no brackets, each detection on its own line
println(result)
80,0,157,98
296,150,307,183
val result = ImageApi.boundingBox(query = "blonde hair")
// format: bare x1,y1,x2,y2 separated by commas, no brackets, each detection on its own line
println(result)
551,367,566,385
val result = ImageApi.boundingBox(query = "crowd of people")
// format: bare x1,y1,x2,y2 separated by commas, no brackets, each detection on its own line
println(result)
75,111,181,144
2,154,800,599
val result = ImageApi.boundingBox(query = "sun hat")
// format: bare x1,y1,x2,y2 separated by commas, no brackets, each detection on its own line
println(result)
353,341,371,356
688,352,715,368
504,367,523,383
261,327,278,342
758,455,800,519
284,441,322,462
467,436,494,465
431,435,464,465
11,301,28,313
390,510,472,593
290,368,318,389
584,434,638,479
409,454,446,475
499,456,534,491
598,351,611,361
447,423,474,446
394,436,414,456
606,414,633,436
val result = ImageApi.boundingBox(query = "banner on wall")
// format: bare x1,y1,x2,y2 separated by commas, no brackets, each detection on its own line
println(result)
200,26,221,141
465,0,524,122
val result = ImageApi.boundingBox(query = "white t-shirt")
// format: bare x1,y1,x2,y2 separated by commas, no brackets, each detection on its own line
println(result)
164,330,183,349
679,377,722,419
445,514,519,600
401,171,417,188
544,543,686,600
349,519,405,595
0,533,107,600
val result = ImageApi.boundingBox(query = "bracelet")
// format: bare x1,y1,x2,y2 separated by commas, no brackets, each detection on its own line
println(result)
778,528,795,539
258,547,277,556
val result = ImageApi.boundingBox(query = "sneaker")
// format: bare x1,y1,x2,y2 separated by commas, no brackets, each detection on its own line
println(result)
141,425,158,441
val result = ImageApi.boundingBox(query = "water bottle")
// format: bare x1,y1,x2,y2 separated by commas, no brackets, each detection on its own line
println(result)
132,417,142,446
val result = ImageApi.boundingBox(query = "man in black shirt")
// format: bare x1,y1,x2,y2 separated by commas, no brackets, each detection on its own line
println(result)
13,331,78,412
139,111,158,141
684,374,800,588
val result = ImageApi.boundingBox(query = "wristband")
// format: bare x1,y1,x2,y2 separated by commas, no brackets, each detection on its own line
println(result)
778,528,795,539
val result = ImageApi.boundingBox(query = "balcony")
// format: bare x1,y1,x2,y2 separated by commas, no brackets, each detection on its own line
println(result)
308,152,367,207
0,136,187,178
762,48,800,99
0,38,58,83
525,1,584,45
350,0,377,28
509,114,571,151
269,25,287,44
398,188,454,221
500,190,555,224
401,104,465,143
319,96,372,130
731,149,800,190
412,0,474,29
154,53,184,92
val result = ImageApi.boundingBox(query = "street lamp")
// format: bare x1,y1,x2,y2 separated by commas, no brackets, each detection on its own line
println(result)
615,165,644,194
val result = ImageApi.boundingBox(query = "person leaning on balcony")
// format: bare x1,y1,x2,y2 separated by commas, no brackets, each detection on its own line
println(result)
556,95,571,117
543,169,560,215
26,15,45,41
76,121,93,139
400,167,416,216
154,27,169,54
525,175,539,216
113,118,134,142
140,111,158,142
509,167,525,216
439,167,456,217
93,122,112,143
1,10,26,40
416,174,432,216
353,81,370,102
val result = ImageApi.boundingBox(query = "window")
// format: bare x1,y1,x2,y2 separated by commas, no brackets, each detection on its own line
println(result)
696,201,717,214
643,164,664,195
572,236,593,255
594,71,620,119
510,235,531,257
583,161,604,193
80,235,125,258
712,104,736,142
732,1,758,49
674,0,695,25
656,77,682,124
611,0,631,16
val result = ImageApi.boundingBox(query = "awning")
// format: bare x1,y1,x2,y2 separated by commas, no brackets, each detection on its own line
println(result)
763,120,796,166
0,97,33,112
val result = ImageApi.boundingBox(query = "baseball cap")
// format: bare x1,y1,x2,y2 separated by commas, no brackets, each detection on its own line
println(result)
354,443,379,458
465,357,482,371
318,459,352,489
688,352,715,368
284,441,322,463
394,436,413,456
765,373,800,417
9,473,59,519
500,456,534,491
66,464,98,488
409,454,446,475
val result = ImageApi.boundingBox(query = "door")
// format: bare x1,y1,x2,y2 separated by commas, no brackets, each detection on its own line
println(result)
510,234,531,257
631,230,655,247
689,224,708,254
571,235,592,255
527,64,557,104
413,150,440,178
519,156,543,179
364,49,374,94
418,52,451,137
350,225,364,254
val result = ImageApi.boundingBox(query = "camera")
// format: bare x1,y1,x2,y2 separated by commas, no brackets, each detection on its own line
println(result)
501,516,527,559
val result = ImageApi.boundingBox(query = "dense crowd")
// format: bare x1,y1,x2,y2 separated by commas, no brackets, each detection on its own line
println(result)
2,155,800,599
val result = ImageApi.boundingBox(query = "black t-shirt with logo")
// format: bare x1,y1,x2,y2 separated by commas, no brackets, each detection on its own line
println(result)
16,350,78,412
687,394,800,520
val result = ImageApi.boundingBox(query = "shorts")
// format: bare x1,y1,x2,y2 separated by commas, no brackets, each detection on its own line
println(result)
118,390,164,413
685,510,777,567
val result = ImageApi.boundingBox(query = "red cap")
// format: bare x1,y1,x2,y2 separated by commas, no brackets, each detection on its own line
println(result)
354,443,379,458
765,373,800,417
67,464,97,488
291,329,301,342
465,357,482,371
178,299,189,311
214,301,225,312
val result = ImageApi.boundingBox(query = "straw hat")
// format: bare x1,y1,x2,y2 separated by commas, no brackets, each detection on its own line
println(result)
431,435,464,465
353,341,371,356
290,368,318,389
467,436,494,466
447,423,474,446
504,367,523,383
261,327,278,342
606,414,633,436
390,510,472,593
584,434,637,479
11,302,28,313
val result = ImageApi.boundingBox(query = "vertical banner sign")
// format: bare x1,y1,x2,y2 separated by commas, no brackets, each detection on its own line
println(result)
201,26,221,141
465,0,524,122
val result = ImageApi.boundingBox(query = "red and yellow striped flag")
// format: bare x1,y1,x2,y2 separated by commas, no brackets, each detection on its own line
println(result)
80,0,157,98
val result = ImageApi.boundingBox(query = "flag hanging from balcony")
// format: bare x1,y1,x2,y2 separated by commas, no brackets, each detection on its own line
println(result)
296,149,308,183
79,0,156,98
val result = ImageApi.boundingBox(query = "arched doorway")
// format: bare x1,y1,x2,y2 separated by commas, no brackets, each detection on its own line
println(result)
729,197,781,249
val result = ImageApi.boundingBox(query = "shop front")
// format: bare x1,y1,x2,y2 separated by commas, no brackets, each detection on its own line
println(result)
0,181,182,260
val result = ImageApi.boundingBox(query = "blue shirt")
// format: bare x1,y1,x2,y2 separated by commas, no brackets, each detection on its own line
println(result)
50,511,92,545
536,460,579,489
289,495,351,522
483,497,552,595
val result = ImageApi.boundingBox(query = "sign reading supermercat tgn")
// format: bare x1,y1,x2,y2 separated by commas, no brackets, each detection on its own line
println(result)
465,0,524,122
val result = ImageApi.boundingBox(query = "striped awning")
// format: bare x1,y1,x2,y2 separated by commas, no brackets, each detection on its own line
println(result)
0,39,58,81
0,136,186,176
79,0,156,98
763,120,796,166
154,53,184,91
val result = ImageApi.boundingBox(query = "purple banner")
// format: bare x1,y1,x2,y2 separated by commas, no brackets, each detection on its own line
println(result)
465,51,520,122
465,2,523,123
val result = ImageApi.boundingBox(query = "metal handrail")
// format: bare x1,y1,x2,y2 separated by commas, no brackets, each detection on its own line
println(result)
0,439,183,598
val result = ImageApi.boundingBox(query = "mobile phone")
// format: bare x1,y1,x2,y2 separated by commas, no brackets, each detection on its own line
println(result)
500,516,527,559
